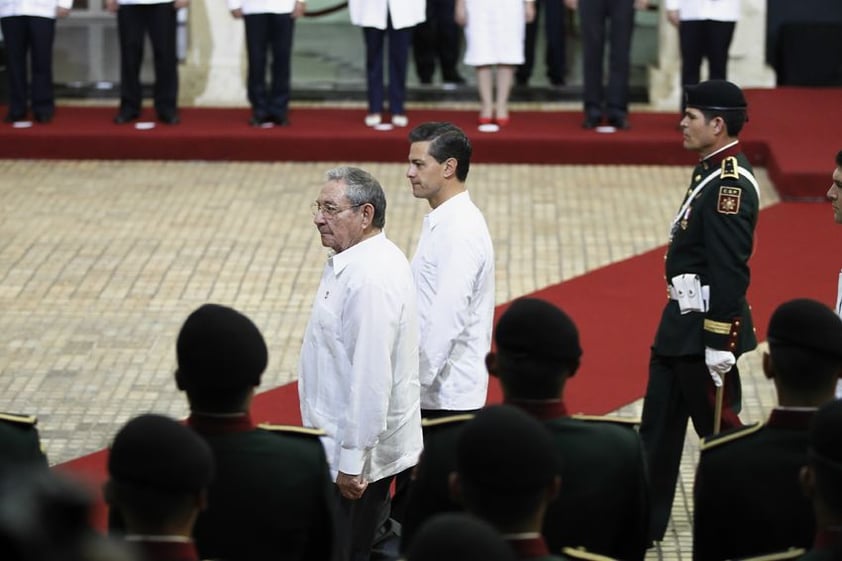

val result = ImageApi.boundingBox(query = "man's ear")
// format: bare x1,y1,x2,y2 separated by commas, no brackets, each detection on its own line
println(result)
448,471,463,505
485,352,499,377
443,157,458,179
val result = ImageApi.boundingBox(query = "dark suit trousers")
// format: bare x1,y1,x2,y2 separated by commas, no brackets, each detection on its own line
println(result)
639,352,743,541
412,0,460,82
0,15,56,118
362,16,411,115
578,0,635,120
116,2,178,117
334,475,393,561
517,0,567,84
244,12,294,120
679,19,736,109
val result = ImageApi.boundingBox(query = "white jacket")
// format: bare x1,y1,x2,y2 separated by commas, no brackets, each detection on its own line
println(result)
348,0,425,30
227,0,297,15
0,0,72,19
664,0,739,22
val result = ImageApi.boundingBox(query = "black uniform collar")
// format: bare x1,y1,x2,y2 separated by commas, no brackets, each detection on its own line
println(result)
699,140,741,171
505,535,550,558
766,407,816,430
187,411,255,434
505,398,568,421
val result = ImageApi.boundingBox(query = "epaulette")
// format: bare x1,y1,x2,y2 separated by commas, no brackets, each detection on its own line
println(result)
732,547,806,561
258,423,325,437
721,156,739,180
0,412,37,426
570,414,640,426
421,413,474,428
562,546,620,561
700,421,763,452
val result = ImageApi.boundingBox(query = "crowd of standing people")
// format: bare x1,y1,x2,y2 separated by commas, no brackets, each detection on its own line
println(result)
4,86,842,561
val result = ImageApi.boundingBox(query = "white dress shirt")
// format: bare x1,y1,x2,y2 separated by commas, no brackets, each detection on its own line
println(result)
664,0,739,22
347,0,425,30
0,0,72,18
299,232,423,483
411,191,495,411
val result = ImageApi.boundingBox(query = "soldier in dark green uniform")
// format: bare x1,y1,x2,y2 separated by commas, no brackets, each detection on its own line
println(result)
173,303,334,561
401,298,647,561
693,298,842,561
403,512,518,561
0,411,47,468
639,79,760,542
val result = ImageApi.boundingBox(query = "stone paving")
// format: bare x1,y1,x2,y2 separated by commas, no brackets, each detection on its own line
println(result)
0,156,780,560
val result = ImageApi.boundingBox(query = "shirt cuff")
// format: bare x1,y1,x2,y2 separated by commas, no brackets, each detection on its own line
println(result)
338,447,365,476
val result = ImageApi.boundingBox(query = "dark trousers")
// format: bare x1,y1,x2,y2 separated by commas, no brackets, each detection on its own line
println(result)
243,12,294,120
412,0,460,82
116,2,178,117
579,0,635,120
362,17,411,115
334,475,394,561
0,15,56,119
639,352,743,541
517,0,567,85
679,19,736,110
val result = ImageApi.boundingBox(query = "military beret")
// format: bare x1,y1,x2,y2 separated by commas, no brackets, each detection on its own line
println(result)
108,414,214,493
405,513,516,561
767,298,842,360
809,400,842,472
457,404,562,494
176,303,267,391
685,79,747,112
495,298,582,361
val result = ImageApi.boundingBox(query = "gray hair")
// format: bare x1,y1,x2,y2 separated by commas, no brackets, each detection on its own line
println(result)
325,166,386,229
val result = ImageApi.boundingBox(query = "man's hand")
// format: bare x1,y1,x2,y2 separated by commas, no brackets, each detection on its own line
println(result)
705,347,735,387
105,0,118,14
336,472,368,500
666,9,680,26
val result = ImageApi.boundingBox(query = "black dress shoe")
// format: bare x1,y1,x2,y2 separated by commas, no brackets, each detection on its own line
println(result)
3,113,26,123
582,116,602,129
442,72,466,85
269,115,289,126
608,116,630,130
34,112,53,124
113,112,139,124
157,112,180,125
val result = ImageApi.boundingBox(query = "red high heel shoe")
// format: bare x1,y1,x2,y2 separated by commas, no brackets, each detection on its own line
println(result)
478,115,493,125
495,116,510,127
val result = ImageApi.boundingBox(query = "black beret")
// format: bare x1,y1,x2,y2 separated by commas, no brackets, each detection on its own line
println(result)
495,298,582,361
809,400,842,471
685,79,747,112
176,303,267,391
108,414,214,493
767,298,842,360
457,405,561,494
405,513,516,561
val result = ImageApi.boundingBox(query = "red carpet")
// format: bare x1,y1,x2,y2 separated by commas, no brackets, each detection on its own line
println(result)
2,87,839,199
56,200,842,530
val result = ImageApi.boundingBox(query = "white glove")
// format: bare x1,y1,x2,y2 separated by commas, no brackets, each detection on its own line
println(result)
705,347,735,387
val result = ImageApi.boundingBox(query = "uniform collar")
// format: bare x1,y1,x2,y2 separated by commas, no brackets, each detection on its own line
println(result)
504,535,550,558
767,407,816,430
699,140,741,170
505,398,568,421
187,411,255,434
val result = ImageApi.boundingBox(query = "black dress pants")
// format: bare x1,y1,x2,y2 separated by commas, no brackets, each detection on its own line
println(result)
412,0,460,83
116,2,178,118
678,19,736,110
1,15,56,119
517,0,567,85
243,12,294,120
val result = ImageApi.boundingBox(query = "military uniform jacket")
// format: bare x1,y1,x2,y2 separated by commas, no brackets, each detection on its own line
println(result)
399,402,649,561
693,408,817,561
0,412,47,468
653,142,759,357
187,413,334,561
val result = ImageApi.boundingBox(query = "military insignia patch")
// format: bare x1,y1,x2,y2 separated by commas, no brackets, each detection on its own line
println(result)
717,186,741,214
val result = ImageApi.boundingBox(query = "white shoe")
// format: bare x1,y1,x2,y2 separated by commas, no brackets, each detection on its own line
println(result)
391,114,408,127
364,113,382,127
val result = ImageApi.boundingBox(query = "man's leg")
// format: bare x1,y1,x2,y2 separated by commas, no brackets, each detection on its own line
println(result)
639,352,691,542
334,475,394,561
